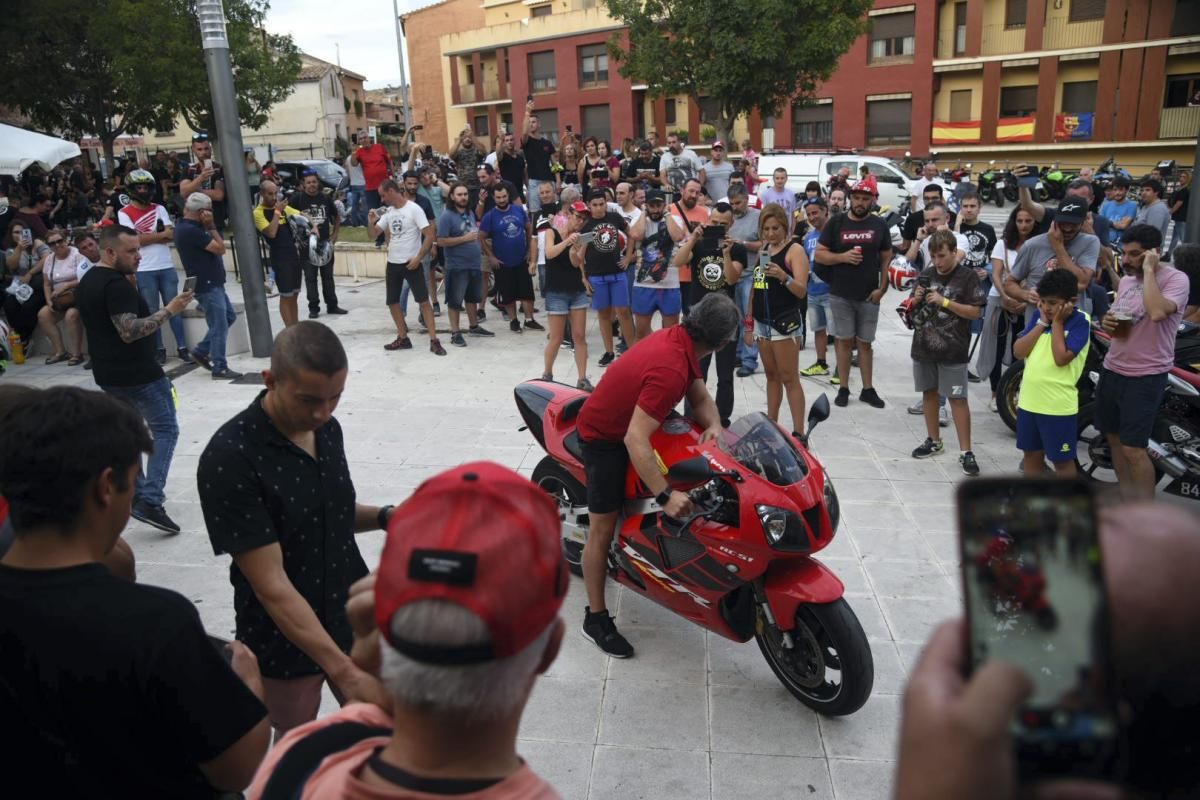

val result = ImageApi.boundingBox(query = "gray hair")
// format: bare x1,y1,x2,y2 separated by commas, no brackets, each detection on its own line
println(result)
726,183,748,200
560,186,581,207
682,292,740,349
184,192,212,213
381,599,555,720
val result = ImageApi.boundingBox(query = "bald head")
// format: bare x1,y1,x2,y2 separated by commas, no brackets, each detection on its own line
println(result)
258,179,280,207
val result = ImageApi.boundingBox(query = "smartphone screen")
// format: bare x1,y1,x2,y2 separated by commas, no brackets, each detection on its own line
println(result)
203,158,213,171
183,276,198,293
958,479,1120,780
703,224,726,239
577,232,595,244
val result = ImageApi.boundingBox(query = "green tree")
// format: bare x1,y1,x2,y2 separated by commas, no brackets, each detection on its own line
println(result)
0,0,300,168
603,0,872,146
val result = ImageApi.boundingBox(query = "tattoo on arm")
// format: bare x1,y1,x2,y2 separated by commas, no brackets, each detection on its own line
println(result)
111,309,171,343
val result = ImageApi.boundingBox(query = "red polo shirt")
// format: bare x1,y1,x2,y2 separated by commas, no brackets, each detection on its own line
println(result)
354,143,392,191
578,325,702,443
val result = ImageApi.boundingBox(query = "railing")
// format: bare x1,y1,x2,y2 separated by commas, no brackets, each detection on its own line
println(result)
937,16,1106,60
1159,106,1200,139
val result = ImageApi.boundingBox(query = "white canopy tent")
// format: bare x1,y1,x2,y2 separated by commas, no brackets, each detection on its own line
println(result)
0,124,82,176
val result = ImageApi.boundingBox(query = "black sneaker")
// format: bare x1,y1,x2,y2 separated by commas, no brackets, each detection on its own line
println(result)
155,349,167,366
859,387,886,409
524,318,545,331
616,339,629,355
736,366,755,377
211,368,243,380
177,347,193,363
912,438,944,459
468,325,495,337
430,339,447,356
191,352,213,371
960,451,981,476
131,502,181,534
598,351,615,367
326,307,349,315
450,332,467,347
433,302,442,317
476,309,487,323
309,309,320,319
582,607,634,658
967,370,982,383
510,319,523,333
834,387,850,407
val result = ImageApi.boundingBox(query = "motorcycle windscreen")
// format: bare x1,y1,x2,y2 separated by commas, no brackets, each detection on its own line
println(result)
726,412,809,485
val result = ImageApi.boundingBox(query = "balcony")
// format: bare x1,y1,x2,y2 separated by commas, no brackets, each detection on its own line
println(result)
1159,106,1200,139
459,81,510,104
937,17,1106,61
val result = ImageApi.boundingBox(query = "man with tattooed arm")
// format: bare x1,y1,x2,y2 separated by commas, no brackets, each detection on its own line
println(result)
76,224,193,534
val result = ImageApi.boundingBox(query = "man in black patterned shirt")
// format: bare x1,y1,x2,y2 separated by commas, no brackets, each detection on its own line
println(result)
198,321,393,737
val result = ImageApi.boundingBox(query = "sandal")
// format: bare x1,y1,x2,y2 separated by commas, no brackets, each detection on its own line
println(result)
45,353,68,365
67,354,85,366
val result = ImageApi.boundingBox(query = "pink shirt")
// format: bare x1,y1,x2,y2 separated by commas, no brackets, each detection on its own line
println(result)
247,703,561,800
1104,266,1191,376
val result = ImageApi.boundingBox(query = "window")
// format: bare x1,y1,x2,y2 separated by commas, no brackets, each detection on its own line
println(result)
1171,0,1200,36
1005,0,1027,27
1000,85,1038,117
531,3,552,17
954,3,967,55
473,115,489,137
866,98,912,145
529,51,556,93
534,108,560,145
1069,0,1106,22
1061,81,1097,114
1164,73,1200,108
504,53,510,82
697,97,722,125
501,112,513,131
581,104,611,141
950,89,972,121
665,98,677,125
825,160,856,177
869,11,915,63
791,101,833,146
465,63,475,84
579,44,608,88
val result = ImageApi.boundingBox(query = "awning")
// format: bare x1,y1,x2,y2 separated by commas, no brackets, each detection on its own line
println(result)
0,124,82,176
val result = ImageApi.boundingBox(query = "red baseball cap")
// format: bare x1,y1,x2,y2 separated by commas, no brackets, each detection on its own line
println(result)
570,200,588,214
850,174,879,198
711,140,725,149
375,462,567,664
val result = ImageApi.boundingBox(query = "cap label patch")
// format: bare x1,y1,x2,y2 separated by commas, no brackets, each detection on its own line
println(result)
409,549,478,586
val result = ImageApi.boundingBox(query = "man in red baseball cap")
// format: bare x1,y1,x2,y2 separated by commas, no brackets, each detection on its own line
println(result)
247,462,566,799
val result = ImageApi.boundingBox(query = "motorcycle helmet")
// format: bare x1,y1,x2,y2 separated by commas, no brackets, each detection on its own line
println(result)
896,295,919,330
308,233,334,267
126,168,156,203
888,255,919,292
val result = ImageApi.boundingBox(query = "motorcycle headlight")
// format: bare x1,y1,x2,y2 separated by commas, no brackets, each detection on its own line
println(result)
756,504,811,552
823,472,841,535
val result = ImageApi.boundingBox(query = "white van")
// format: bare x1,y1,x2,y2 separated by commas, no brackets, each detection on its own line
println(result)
755,152,914,212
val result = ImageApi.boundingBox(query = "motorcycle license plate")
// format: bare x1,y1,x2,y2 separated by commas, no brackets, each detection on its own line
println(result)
1163,477,1200,500
995,180,1006,188
1036,182,1045,190
960,176,971,183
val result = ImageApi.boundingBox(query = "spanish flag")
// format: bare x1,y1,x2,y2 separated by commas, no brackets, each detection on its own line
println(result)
931,120,981,145
997,116,1035,142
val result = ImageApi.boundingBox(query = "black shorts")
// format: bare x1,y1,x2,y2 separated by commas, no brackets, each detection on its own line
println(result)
580,437,629,515
1095,368,1168,448
273,253,301,297
495,265,534,305
386,261,428,305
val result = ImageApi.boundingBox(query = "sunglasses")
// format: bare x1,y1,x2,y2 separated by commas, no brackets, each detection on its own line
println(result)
47,239,66,245
191,132,210,142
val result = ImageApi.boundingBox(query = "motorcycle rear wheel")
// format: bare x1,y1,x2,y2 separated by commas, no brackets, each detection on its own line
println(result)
994,190,1006,208
1075,412,1165,486
755,599,873,716
996,361,1022,433
532,456,588,577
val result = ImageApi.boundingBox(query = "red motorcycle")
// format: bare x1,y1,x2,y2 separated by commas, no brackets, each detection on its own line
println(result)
515,381,873,716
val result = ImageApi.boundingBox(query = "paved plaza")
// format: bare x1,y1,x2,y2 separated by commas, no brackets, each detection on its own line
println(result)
7,264,1045,799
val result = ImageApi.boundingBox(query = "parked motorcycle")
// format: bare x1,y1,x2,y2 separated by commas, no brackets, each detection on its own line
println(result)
978,160,1004,208
1040,163,1077,201
998,163,1018,204
1092,157,1134,208
515,382,874,715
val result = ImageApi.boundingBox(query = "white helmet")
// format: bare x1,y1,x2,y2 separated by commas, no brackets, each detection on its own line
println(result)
308,233,334,267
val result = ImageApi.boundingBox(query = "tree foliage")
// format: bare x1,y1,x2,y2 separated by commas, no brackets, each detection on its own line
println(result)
0,0,300,164
603,0,872,145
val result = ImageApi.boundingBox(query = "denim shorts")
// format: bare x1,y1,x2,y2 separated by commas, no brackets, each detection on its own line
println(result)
631,286,682,317
443,270,483,310
545,290,590,315
808,292,831,332
590,273,630,310
754,320,799,342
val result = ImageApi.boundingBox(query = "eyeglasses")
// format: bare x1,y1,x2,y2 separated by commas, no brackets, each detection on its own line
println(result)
191,131,210,142
47,239,65,246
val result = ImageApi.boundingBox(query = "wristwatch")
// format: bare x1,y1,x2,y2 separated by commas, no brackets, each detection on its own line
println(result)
377,505,395,530
655,490,672,508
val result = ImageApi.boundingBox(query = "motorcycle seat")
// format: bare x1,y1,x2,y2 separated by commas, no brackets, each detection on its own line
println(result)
560,395,588,422
563,430,585,462
1170,365,1200,390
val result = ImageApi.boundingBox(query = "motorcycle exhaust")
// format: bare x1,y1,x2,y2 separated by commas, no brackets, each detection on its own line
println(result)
1147,440,1190,479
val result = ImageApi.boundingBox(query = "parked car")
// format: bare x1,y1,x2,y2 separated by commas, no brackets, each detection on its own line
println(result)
273,159,348,195
755,151,913,212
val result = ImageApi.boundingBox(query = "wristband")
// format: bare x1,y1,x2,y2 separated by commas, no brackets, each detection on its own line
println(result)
941,297,950,309
655,490,672,507
784,276,793,286
377,505,394,530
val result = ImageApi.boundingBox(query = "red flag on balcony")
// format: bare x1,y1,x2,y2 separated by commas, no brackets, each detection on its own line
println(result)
932,120,981,145
1054,113,1094,140
997,116,1035,142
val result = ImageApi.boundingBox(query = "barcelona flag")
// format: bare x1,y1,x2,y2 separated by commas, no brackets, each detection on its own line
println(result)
1054,112,1094,140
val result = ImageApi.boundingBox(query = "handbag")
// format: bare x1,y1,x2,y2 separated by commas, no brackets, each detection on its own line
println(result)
769,306,803,336
51,287,76,312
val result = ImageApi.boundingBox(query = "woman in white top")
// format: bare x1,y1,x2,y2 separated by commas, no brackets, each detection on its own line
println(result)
975,207,1036,410
36,234,88,365
3,221,50,343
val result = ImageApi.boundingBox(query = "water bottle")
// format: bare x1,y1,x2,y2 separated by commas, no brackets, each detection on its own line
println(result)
7,330,25,364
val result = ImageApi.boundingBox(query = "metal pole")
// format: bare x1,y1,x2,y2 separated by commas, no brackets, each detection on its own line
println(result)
393,0,414,131
197,0,273,357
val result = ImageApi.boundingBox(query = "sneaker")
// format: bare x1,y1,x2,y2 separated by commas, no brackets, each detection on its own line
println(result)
907,400,924,415
560,337,574,350
938,405,949,428
582,607,634,658
524,318,545,331
829,375,840,386
433,302,442,317
326,307,349,315
598,351,616,367
131,502,181,534
960,451,981,476
211,368,243,380
850,352,859,368
191,352,213,371
912,438,944,459
384,336,413,351
800,362,829,377
468,325,495,337
834,387,850,407
476,309,487,323
177,347,193,364
541,372,553,381
510,319,523,333
859,387,885,409
577,377,595,392
616,339,629,355
450,332,467,347
155,349,167,366
430,339,447,356
967,370,981,383
736,366,755,378
987,396,998,413
308,309,320,319
83,359,92,371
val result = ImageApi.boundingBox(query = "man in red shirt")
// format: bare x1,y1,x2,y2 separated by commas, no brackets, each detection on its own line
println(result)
575,292,740,657
351,134,393,246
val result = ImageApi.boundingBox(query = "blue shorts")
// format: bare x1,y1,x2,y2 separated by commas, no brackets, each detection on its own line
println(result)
590,272,630,310
808,292,831,332
631,286,682,317
1016,408,1078,462
545,290,590,314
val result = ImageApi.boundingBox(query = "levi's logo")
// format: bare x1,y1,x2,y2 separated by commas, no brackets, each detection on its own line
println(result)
841,232,875,242
409,549,478,586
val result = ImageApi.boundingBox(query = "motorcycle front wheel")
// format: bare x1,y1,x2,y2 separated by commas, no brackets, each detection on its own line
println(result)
1003,183,1019,202
756,599,873,716
994,190,1006,208
532,456,588,577
996,361,1023,433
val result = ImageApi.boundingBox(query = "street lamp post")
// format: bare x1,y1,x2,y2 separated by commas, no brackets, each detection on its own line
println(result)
392,0,414,131
197,0,273,357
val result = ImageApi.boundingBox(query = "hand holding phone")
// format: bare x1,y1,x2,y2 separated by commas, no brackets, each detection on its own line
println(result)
577,231,595,245
183,276,198,294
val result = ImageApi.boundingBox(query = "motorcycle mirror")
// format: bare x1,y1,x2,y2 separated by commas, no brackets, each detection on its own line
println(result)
667,456,717,485
806,394,831,430
989,159,996,165
965,162,973,169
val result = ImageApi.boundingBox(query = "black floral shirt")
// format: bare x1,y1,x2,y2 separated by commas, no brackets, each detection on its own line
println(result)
198,391,366,679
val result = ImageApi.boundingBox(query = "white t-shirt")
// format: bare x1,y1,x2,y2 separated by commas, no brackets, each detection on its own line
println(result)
618,204,643,230
718,194,764,209
118,203,174,271
378,201,430,264
346,157,365,186
916,231,969,271
989,240,1019,298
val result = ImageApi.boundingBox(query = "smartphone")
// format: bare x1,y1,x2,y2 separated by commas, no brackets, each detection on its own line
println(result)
20,228,32,245
203,158,214,171
958,479,1121,782
702,224,727,239
577,231,595,244
183,276,198,293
